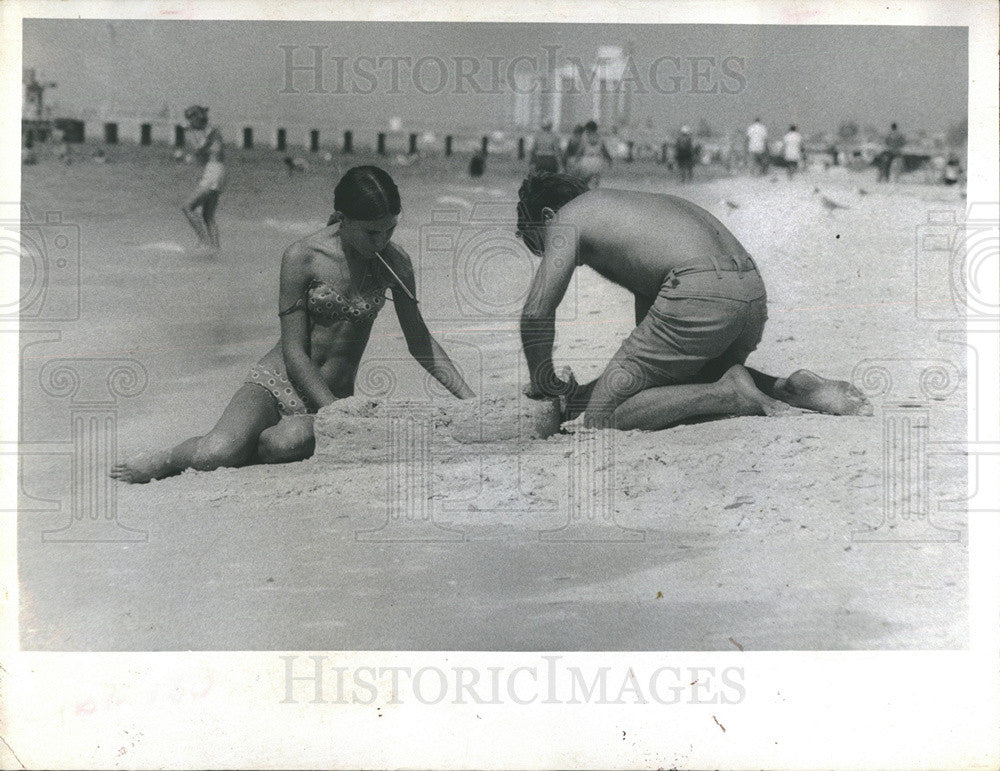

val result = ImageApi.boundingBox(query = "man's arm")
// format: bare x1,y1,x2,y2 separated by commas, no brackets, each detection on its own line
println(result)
388,246,476,399
520,224,579,396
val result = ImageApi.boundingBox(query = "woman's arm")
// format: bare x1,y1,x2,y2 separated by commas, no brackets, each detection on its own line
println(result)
385,246,476,399
278,244,339,409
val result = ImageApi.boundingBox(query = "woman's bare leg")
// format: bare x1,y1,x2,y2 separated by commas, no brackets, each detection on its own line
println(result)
111,385,279,483
201,190,221,249
181,189,211,244
255,415,316,464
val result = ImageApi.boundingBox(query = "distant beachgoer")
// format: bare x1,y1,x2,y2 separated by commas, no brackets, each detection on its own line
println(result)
112,166,475,484
284,156,309,173
674,126,696,183
181,105,225,253
880,122,906,182
746,117,768,175
22,134,37,165
571,120,612,188
515,173,871,429
943,155,961,186
563,125,584,175
53,126,71,164
530,121,562,174
782,125,803,178
468,151,485,178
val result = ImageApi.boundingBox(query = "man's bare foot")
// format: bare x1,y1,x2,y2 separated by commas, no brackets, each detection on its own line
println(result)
110,450,174,484
775,369,873,415
721,365,800,417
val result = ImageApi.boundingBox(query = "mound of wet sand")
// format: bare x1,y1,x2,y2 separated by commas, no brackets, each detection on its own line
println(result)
314,394,562,460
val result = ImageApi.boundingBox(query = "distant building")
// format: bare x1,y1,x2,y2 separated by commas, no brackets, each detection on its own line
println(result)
592,46,632,130
510,45,634,132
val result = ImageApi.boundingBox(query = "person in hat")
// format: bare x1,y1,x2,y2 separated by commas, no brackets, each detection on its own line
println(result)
181,105,226,254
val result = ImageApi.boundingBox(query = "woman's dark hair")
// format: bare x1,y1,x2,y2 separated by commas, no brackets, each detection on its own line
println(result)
332,165,401,223
516,172,589,236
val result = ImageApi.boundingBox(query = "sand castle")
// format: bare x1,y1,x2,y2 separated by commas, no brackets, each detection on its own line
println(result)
314,395,563,460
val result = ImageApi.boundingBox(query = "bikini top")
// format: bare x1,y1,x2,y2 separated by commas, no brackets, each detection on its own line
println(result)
279,278,388,323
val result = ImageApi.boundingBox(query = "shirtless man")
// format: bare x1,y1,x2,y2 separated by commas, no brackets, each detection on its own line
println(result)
516,173,871,429
530,121,562,174
181,105,226,253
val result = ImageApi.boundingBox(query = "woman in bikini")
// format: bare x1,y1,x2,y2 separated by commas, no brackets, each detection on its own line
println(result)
112,166,475,483
181,105,226,254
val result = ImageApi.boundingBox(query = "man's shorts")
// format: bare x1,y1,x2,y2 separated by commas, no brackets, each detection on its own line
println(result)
616,257,767,390
532,155,560,173
198,160,226,192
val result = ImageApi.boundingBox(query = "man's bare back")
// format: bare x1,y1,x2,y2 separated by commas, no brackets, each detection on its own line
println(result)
544,189,751,297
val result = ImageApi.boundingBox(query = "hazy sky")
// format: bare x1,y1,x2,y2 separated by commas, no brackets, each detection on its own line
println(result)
23,20,967,136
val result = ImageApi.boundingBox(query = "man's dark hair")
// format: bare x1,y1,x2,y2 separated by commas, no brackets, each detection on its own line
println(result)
584,120,598,132
516,172,589,238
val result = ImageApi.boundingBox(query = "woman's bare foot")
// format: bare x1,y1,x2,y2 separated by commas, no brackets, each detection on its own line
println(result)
721,365,800,416
110,450,175,484
775,369,873,415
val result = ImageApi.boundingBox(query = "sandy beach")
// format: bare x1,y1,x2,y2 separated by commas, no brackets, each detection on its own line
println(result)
17,146,968,650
